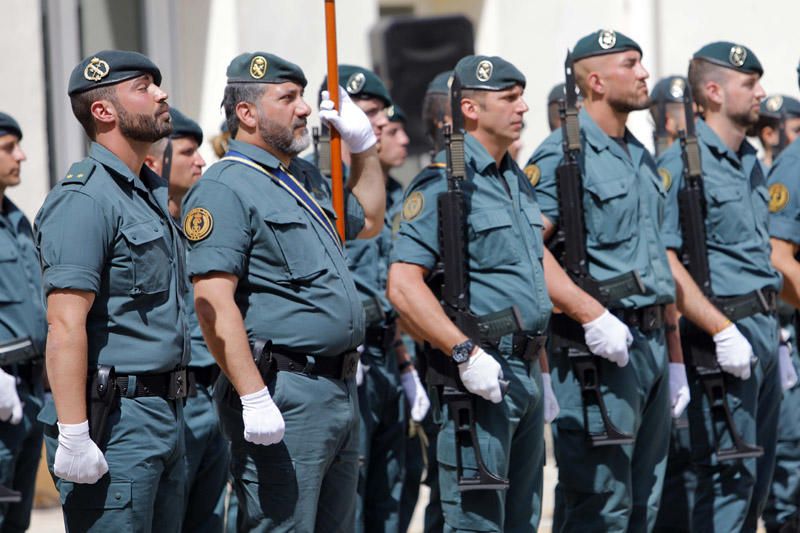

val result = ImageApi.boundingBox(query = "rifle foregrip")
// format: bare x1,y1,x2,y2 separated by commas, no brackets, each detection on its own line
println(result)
565,113,581,152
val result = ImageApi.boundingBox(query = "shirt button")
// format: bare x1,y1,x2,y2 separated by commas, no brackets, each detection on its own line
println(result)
114,492,122,500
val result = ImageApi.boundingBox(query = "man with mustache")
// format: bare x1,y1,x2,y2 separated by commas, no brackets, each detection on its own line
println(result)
527,30,681,531
0,112,47,531
34,50,190,532
658,42,781,531
182,52,384,532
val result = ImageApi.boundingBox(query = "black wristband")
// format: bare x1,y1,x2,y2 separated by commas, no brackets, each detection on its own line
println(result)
665,324,678,333
398,360,413,372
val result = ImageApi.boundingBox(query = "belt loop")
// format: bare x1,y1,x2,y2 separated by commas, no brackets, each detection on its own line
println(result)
303,356,317,375
125,375,137,398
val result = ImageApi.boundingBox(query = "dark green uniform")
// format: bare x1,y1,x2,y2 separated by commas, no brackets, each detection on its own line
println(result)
529,105,675,532
36,141,190,532
0,193,46,532
393,129,553,531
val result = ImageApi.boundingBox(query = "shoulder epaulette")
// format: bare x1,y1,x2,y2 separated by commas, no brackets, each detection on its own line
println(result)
61,160,97,185
427,162,447,169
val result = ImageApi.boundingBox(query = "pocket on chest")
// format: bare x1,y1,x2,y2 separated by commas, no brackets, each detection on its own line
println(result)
263,211,328,282
706,186,756,244
120,220,172,295
584,177,637,244
467,209,520,269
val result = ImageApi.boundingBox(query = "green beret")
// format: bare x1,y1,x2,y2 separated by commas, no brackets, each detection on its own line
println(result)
572,29,642,62
0,112,22,140
453,55,525,91
320,65,391,108
226,52,307,87
387,104,406,123
650,75,688,104
68,50,161,96
692,42,763,76
169,108,203,145
426,70,454,96
760,95,800,119
547,83,566,105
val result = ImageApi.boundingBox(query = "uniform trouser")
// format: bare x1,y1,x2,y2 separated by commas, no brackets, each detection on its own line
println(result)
763,331,800,532
183,379,230,533
39,395,186,533
0,379,43,533
356,343,405,533
652,415,695,533
399,413,443,533
683,313,780,532
550,327,670,533
218,369,359,533
437,349,544,532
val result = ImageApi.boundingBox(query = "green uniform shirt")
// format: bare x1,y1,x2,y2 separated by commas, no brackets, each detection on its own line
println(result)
0,197,47,353
34,143,189,373
659,119,780,296
528,108,675,308
767,137,800,244
391,133,552,334
183,139,366,356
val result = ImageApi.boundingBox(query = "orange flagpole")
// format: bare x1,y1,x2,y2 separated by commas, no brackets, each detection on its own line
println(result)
324,0,346,241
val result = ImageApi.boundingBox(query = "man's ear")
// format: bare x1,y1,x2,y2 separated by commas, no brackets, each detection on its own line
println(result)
236,102,258,130
90,98,117,126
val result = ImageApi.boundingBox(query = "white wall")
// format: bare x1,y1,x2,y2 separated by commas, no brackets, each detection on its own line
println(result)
0,1,50,220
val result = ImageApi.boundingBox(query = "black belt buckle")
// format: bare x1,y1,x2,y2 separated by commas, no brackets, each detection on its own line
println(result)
168,368,188,400
641,306,661,331
340,351,359,380
512,333,547,361
755,288,775,314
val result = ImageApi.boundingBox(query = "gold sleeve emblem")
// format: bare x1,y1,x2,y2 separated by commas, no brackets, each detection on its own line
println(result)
402,191,425,221
524,164,541,187
183,208,214,241
658,168,672,191
769,183,789,213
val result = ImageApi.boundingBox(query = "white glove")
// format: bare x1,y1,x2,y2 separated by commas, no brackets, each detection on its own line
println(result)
582,310,633,367
241,387,285,446
0,370,22,424
319,88,377,153
54,421,108,484
669,363,691,418
713,324,753,380
541,373,560,424
778,337,798,391
401,369,430,422
458,347,504,404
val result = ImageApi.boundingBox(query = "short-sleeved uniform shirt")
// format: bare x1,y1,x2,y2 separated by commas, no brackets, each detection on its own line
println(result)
182,139,366,357
0,197,47,353
35,143,189,373
767,137,800,246
528,108,675,309
391,133,552,335
346,177,404,324
659,119,780,297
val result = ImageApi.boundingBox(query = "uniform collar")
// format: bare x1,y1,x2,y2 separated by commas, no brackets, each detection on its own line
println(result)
0,197,21,228
89,142,155,192
227,139,283,171
465,132,515,174
579,108,647,168
695,118,757,167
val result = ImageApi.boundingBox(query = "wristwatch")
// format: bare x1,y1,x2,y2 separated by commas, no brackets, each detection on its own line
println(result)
451,339,475,365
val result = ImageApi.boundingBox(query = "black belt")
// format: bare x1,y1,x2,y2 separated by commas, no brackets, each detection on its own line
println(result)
713,288,778,322
188,365,220,390
364,322,398,353
263,348,360,381
116,368,189,400
611,304,666,332
0,337,41,366
511,333,547,361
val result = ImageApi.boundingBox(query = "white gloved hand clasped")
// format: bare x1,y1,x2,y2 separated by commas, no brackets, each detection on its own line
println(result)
0,369,22,424
669,362,691,418
713,324,754,380
542,372,560,424
401,369,430,422
319,88,377,154
458,347,504,404
54,420,108,484
241,387,285,446
582,310,633,367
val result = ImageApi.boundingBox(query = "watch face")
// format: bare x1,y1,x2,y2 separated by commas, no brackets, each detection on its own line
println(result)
452,340,473,364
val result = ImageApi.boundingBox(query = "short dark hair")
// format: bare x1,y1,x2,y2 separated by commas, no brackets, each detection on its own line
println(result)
69,85,117,139
221,83,268,137
421,92,450,152
688,58,727,111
